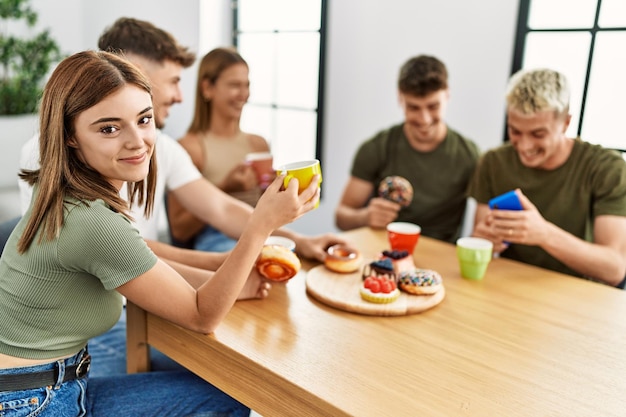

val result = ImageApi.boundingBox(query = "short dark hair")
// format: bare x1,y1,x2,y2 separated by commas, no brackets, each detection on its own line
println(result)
98,17,195,68
398,55,448,97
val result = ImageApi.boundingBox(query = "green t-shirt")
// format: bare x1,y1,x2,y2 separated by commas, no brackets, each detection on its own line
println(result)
351,123,480,242
468,139,626,278
0,197,158,359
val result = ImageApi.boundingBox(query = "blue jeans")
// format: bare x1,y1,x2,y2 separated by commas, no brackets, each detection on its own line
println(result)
0,349,250,417
0,349,89,417
194,225,237,253
0,216,20,256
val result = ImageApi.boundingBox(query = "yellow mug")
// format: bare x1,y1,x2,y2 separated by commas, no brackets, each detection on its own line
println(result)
277,159,322,208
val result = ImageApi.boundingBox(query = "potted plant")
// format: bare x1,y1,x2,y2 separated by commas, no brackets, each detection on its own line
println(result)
0,0,62,115
0,0,62,189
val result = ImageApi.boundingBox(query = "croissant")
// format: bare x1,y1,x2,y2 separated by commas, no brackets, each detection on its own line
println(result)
256,245,301,282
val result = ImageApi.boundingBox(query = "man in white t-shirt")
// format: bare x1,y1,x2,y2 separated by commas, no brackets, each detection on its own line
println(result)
20,18,344,270
18,18,344,377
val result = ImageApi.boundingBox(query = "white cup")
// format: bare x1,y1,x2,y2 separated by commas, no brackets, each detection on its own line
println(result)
264,236,296,252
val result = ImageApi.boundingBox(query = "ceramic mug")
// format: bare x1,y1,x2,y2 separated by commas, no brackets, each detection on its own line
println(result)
264,236,296,252
456,237,493,280
277,159,322,208
246,152,274,189
386,222,421,254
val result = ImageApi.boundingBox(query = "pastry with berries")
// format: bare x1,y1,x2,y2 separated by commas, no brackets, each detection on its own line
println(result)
360,275,400,304
381,250,415,274
361,258,395,281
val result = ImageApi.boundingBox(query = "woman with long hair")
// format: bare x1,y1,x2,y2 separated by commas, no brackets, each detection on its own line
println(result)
0,50,318,416
167,47,271,251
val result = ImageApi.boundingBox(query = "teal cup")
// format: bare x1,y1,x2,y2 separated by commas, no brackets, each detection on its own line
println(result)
456,237,493,280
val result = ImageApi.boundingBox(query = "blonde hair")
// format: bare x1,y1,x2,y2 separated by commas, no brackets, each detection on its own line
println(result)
18,50,157,253
506,68,570,116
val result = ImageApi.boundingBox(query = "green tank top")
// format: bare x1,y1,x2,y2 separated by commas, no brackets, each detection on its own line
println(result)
0,197,157,359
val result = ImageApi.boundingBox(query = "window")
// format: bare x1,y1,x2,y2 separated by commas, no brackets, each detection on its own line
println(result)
232,0,327,168
511,0,626,150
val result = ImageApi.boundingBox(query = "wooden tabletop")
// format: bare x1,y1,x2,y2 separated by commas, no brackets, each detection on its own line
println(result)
127,227,626,417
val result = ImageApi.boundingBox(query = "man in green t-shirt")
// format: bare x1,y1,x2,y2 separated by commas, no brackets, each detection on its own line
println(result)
335,55,480,243
468,68,626,287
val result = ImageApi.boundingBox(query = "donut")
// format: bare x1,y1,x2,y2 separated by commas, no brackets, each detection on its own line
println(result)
324,244,362,273
360,275,400,304
256,245,301,282
397,268,442,295
378,176,414,207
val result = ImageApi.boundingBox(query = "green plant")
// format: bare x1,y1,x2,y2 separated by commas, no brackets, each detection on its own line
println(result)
0,0,62,115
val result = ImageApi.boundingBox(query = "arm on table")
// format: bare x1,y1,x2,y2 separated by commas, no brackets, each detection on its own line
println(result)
120,176,317,334
146,239,228,272
162,257,270,299
169,175,344,263
473,192,626,286
540,215,626,286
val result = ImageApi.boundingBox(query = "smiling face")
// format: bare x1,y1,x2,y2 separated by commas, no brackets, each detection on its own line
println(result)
129,56,183,129
399,89,449,150
203,62,250,120
69,85,156,190
507,108,572,170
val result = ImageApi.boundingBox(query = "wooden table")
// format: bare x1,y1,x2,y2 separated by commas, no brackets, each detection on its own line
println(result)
127,228,626,417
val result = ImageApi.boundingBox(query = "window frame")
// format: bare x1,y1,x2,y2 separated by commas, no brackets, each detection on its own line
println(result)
231,0,328,164
510,0,626,150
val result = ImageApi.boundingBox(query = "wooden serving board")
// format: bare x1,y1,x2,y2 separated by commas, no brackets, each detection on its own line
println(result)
305,264,445,316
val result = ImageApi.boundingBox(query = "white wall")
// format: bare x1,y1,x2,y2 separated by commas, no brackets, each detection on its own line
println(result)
1,0,519,235
28,0,239,150
31,0,207,142
293,0,519,234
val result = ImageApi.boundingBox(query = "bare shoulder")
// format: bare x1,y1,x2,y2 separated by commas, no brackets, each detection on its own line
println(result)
247,133,270,152
178,132,204,169
178,132,200,149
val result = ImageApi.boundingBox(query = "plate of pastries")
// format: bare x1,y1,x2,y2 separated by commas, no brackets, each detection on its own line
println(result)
306,246,445,316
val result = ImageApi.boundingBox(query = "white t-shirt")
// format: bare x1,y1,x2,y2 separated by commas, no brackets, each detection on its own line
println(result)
19,130,201,241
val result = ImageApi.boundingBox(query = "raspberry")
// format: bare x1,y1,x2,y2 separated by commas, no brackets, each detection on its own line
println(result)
380,280,393,293
368,280,381,293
